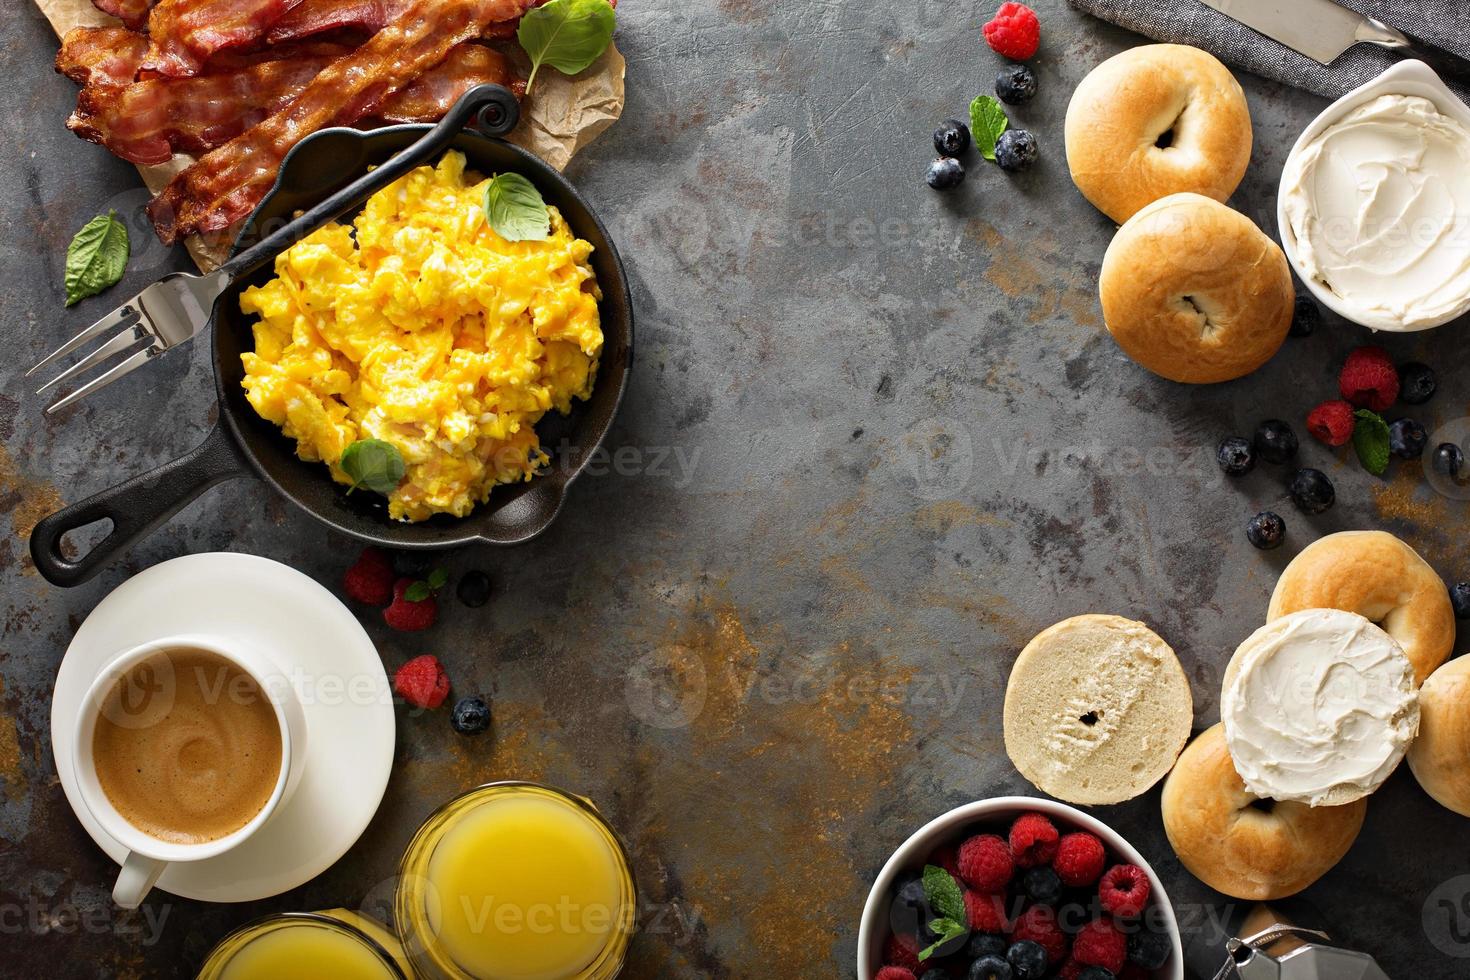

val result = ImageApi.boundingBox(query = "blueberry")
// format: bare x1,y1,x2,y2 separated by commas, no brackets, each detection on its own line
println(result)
994,130,1038,173
1129,927,1173,969
1246,511,1286,550
1078,969,1116,980
995,64,1038,104
1216,436,1255,476
391,550,434,578
1005,939,1048,979
1020,866,1062,906
1289,468,1335,515
456,569,493,608
920,971,950,980
934,119,972,156
1253,420,1299,465
1388,418,1427,459
1290,296,1319,337
1432,442,1465,478
1450,582,1470,620
966,932,1009,959
927,157,965,190
450,696,491,735
968,955,1013,980
1399,362,1437,405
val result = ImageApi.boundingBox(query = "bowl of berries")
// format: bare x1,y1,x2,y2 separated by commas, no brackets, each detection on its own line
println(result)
858,798,1182,980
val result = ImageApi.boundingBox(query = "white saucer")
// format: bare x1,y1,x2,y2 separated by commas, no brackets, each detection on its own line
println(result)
51,552,395,903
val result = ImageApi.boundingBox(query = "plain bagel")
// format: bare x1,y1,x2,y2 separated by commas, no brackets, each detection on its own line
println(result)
1065,44,1252,223
1268,530,1455,686
1161,725,1366,900
1099,193,1294,383
1408,656,1470,816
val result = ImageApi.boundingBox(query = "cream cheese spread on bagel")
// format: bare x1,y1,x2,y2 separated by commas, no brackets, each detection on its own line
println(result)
1222,609,1418,806
1282,94,1470,330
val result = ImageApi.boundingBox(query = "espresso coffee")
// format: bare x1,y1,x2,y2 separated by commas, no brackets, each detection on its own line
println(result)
92,648,283,844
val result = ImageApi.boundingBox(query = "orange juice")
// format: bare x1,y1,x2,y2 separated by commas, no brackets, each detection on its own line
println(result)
198,912,405,980
397,783,635,980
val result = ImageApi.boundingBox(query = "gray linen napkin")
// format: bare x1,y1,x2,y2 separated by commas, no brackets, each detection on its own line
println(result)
1067,0,1470,100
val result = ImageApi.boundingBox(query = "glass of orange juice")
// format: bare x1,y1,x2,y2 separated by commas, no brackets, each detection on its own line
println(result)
396,781,637,980
197,910,409,980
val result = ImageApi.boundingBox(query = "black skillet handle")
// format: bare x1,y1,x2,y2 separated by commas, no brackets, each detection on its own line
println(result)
218,83,521,282
29,426,249,587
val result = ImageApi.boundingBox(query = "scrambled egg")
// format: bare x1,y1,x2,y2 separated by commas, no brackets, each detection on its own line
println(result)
239,151,602,521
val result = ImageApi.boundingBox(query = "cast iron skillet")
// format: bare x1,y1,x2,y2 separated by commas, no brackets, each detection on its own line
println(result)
30,87,633,587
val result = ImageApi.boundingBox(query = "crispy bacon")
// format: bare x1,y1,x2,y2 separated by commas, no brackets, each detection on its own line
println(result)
56,27,148,88
372,45,522,121
141,0,307,77
265,0,399,44
91,0,156,31
148,0,533,243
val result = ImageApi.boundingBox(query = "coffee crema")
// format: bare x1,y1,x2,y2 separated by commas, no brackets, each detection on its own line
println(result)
92,648,282,844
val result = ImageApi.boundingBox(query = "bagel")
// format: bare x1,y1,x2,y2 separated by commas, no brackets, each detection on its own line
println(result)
1161,725,1366,900
1268,530,1455,686
1065,44,1252,223
1099,193,1293,384
1003,614,1193,806
1408,657,1470,816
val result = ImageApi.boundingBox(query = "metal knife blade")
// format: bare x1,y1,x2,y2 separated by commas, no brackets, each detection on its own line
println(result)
1196,0,1373,64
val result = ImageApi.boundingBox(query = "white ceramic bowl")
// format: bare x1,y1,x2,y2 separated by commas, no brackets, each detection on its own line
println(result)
1277,60,1470,333
856,797,1184,980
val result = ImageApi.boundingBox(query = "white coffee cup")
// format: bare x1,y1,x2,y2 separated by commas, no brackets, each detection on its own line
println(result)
71,633,308,909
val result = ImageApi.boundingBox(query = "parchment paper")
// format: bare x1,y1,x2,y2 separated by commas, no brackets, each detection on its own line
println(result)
33,0,626,270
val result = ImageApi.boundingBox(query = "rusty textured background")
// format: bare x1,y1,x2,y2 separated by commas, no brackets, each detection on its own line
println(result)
3,1,1470,977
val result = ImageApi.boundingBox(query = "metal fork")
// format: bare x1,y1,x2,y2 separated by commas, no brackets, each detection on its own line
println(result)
28,82,520,415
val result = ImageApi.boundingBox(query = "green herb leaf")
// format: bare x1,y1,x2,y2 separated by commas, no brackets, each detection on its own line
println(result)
517,0,617,92
65,210,130,306
921,864,966,923
404,581,432,602
918,917,967,961
428,568,449,590
1352,409,1390,475
969,95,1010,162
484,173,551,242
340,439,406,495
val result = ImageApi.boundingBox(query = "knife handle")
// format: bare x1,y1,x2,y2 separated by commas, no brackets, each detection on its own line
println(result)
1358,16,1470,86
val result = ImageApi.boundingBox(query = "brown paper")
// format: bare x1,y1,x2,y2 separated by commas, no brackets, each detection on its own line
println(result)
33,0,626,270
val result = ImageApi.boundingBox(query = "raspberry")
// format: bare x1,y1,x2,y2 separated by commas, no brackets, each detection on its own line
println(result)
983,2,1040,60
964,890,1011,933
1009,812,1060,868
1306,399,1356,447
882,932,921,973
1057,960,1084,980
1339,345,1399,411
384,577,439,631
1011,904,1069,964
957,834,1014,893
1073,918,1127,973
393,654,450,709
875,969,917,980
342,546,394,605
931,844,963,880
1098,864,1151,918
1053,832,1105,888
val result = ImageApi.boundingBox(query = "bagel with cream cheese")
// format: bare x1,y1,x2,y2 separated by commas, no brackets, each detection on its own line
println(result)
1065,44,1252,223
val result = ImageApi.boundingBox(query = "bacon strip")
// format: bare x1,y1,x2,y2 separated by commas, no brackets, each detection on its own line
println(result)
91,0,156,31
372,45,523,122
141,0,307,77
148,0,532,243
268,0,601,44
56,27,148,88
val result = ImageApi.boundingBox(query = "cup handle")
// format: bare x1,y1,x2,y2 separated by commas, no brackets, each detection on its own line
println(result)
113,852,166,909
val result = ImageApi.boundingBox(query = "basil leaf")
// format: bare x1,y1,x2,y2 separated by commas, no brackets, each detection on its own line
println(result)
484,173,550,242
65,210,130,306
921,864,966,924
1353,409,1390,476
340,439,405,495
404,581,432,602
517,0,617,92
918,917,967,961
969,95,1010,162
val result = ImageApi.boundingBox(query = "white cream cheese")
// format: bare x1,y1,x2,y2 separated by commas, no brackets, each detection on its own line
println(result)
1222,609,1418,806
1282,94,1470,330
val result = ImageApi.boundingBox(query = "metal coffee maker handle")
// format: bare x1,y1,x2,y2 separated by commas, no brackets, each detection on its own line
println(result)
1209,906,1391,980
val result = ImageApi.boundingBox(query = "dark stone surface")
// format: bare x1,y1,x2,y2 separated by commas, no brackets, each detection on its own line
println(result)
3,1,1469,977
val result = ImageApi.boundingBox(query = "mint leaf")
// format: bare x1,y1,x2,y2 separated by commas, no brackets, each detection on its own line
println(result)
517,0,617,92
921,864,966,923
1353,409,1390,475
340,439,405,495
404,581,432,602
65,210,129,306
969,95,1009,162
484,173,550,242
919,917,967,961
427,568,449,590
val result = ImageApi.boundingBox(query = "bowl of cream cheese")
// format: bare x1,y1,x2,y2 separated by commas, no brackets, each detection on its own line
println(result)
1278,60,1470,332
